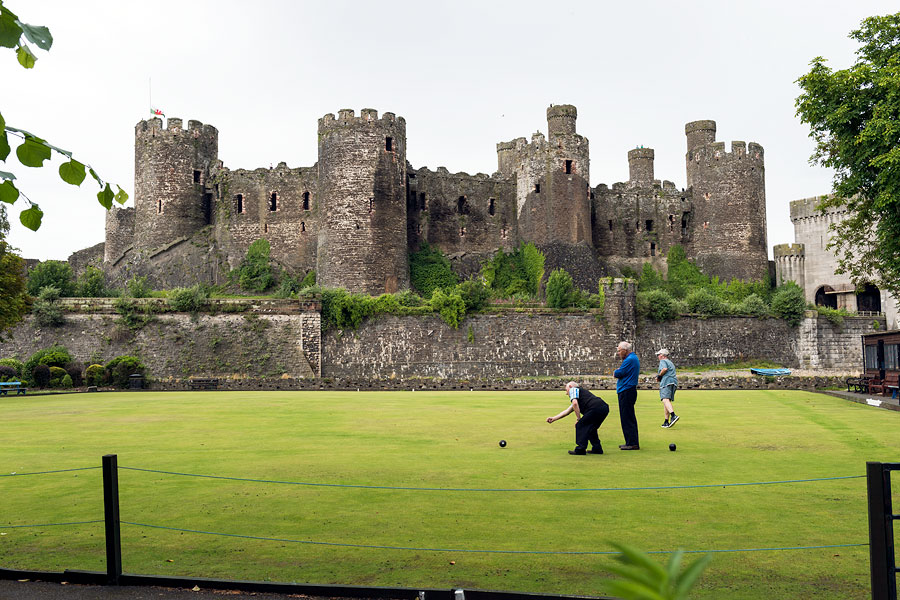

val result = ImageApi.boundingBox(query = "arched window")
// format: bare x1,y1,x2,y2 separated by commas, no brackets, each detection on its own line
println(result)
814,285,837,309
857,283,882,313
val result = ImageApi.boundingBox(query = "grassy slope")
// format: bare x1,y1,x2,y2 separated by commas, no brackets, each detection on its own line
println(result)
1,389,898,599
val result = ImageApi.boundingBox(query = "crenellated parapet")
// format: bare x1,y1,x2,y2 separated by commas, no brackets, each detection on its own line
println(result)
773,243,806,288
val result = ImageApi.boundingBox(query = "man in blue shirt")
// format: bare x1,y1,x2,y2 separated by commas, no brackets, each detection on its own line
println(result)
614,341,641,450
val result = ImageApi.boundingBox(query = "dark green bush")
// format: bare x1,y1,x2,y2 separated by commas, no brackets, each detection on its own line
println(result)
238,239,276,293
429,288,466,329
738,294,769,317
61,374,73,388
0,365,17,381
482,243,545,298
637,289,681,322
33,285,65,327
27,260,75,297
274,274,301,298
372,294,401,314
0,358,23,377
685,288,727,316
409,242,458,298
168,284,209,313
24,345,73,385
320,288,375,330
105,355,146,388
456,278,490,312
85,364,107,387
125,276,152,298
396,290,426,307
65,362,84,387
77,266,109,297
771,282,807,327
49,366,67,386
32,364,51,388
546,268,575,308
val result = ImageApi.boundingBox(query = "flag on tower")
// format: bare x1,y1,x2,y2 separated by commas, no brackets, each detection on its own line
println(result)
151,108,165,117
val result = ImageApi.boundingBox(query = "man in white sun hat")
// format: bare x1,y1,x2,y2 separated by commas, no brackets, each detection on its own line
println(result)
656,348,679,428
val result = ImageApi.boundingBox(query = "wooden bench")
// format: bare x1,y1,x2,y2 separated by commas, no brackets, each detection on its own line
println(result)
188,378,219,390
846,376,872,394
0,381,27,396
870,372,899,397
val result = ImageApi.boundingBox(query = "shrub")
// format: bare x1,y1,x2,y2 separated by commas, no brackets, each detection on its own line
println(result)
126,276,152,298
85,364,107,387
113,297,156,330
409,242,458,298
685,288,727,316
320,288,374,330
300,270,316,288
816,305,850,328
595,282,606,313
24,345,73,384
26,260,76,297
77,266,109,297
738,294,770,317
372,293,401,314
0,365,17,381
49,366,67,386
395,290,426,307
32,285,65,327
32,364,51,388
771,282,807,327
61,374,73,388
455,278,490,312
637,262,665,291
65,362,84,387
105,355,146,389
168,284,209,313
637,288,680,322
546,268,575,308
0,358,24,376
482,243,545,298
238,239,276,293
274,275,301,298
429,288,466,329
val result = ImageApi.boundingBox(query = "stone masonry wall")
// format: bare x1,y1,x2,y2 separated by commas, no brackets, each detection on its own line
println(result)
797,310,884,370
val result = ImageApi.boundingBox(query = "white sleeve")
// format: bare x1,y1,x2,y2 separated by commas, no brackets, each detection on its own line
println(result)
569,387,579,400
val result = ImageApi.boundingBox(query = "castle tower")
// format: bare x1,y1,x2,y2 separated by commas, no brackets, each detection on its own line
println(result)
501,105,591,247
132,118,219,252
103,206,135,264
684,120,768,281
773,243,805,289
316,109,409,295
627,148,654,185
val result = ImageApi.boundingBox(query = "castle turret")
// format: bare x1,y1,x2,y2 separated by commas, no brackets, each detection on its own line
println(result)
627,148,654,185
316,109,409,295
547,104,578,139
103,206,135,264
773,243,805,289
684,120,768,281
133,117,218,252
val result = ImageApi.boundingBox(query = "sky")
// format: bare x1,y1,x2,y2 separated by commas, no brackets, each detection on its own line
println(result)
3,0,897,261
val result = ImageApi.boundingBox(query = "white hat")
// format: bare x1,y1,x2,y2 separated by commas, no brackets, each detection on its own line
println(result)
656,348,669,356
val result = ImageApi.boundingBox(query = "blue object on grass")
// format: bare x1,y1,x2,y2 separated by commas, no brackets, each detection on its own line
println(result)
750,368,792,376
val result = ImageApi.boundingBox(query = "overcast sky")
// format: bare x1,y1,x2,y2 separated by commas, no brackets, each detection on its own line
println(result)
3,0,896,262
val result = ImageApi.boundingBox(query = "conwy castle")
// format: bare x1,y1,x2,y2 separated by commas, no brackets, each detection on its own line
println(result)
70,105,770,291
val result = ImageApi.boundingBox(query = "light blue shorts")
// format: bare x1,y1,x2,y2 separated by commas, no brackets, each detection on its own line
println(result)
660,385,676,401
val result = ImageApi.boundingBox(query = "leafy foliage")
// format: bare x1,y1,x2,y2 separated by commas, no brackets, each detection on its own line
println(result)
168,284,209,313
105,355,145,388
65,361,84,387
238,239,276,293
274,274,301,298
816,305,852,328
300,270,316,288
125,276,152,298
737,293,770,317
0,0,127,231
0,364,16,381
795,12,900,299
684,288,727,316
604,542,711,600
482,243,545,298
113,297,155,330
429,288,466,328
0,357,23,376
32,363,49,387
409,242,458,298
32,284,64,326
0,207,28,338
546,268,575,308
26,260,75,297
76,266,108,297
84,364,107,387
455,278,490,312
637,288,681,322
60,373,73,388
770,281,808,327
24,344,72,385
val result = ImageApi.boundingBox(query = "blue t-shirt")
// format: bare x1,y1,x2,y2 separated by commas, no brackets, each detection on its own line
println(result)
614,352,640,393
658,358,677,389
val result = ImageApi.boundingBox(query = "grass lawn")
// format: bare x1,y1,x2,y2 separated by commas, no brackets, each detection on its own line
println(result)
1,389,898,599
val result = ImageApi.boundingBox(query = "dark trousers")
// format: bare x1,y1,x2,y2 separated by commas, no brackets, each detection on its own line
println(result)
574,403,610,450
617,387,639,446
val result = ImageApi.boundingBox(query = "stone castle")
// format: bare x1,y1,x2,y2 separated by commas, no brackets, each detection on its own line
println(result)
81,105,769,292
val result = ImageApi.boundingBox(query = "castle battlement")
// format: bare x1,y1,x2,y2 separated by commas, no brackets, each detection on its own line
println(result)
415,166,497,181
318,108,405,131
135,117,218,139
789,195,847,221
690,140,765,165
773,243,805,258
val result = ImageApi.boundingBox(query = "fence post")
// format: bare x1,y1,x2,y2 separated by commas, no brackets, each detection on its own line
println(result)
102,454,123,585
867,461,897,600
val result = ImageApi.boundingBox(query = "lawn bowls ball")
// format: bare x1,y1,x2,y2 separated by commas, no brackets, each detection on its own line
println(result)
499,440,507,448
669,443,676,452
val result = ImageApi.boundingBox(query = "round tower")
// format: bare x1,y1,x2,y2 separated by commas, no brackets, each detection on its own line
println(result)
547,104,577,139
103,206,135,264
627,148,655,185
316,108,409,295
133,117,218,252
685,120,768,282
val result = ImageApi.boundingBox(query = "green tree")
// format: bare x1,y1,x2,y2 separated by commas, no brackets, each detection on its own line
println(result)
77,265,108,297
409,242,458,298
26,259,75,296
0,1,127,231
546,268,574,308
0,205,28,339
238,239,276,293
795,12,900,299
771,281,807,327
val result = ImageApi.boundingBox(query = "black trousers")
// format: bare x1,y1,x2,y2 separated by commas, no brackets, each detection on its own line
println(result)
617,386,639,446
574,403,610,450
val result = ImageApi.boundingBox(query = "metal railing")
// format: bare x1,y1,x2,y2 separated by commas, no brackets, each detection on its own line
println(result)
868,461,900,600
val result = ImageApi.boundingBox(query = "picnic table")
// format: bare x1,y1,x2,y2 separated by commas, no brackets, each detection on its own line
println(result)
0,381,27,395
